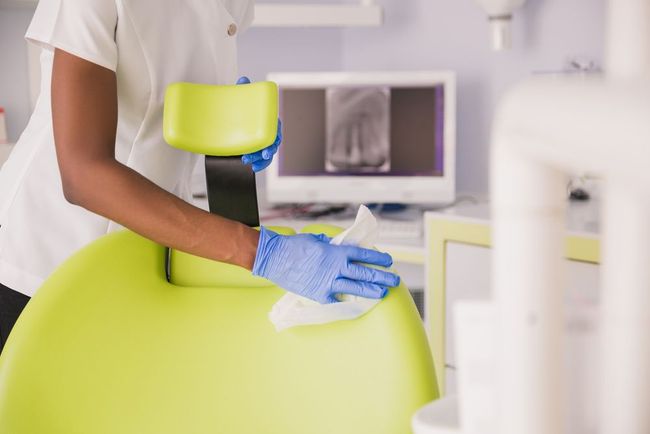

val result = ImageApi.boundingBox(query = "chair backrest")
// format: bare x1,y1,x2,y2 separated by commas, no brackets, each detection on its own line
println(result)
0,229,438,434
0,82,438,433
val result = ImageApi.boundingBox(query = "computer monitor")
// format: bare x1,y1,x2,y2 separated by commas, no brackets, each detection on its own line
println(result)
266,71,456,205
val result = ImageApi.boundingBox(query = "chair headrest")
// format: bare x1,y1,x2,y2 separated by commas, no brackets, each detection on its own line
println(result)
163,81,279,156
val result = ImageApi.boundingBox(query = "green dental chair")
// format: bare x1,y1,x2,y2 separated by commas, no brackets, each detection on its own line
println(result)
0,81,439,434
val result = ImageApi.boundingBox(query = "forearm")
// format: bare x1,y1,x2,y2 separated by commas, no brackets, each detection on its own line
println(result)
51,48,259,270
66,159,259,270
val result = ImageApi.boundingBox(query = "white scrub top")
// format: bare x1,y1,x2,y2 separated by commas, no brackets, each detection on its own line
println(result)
0,0,254,296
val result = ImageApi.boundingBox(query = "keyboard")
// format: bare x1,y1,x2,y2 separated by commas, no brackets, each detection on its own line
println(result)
261,206,425,242
377,218,423,240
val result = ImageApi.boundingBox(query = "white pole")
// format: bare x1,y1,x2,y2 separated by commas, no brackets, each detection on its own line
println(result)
600,182,650,434
492,141,567,434
605,0,650,79
600,1,650,432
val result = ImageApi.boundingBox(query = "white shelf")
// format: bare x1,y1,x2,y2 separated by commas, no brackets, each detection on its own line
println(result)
0,1,384,27
426,198,601,238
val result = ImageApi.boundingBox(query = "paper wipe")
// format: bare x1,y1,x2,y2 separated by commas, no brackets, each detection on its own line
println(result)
268,205,389,332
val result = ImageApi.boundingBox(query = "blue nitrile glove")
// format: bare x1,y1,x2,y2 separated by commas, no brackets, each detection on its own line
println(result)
236,76,282,172
252,227,401,304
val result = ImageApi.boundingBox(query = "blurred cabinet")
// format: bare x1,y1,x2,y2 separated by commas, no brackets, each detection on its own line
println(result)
424,200,600,395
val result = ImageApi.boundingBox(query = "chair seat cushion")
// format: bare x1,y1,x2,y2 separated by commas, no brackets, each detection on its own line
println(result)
0,230,438,434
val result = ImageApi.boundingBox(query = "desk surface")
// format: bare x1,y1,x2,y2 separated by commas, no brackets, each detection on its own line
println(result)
260,213,427,264
424,197,601,395
426,198,600,238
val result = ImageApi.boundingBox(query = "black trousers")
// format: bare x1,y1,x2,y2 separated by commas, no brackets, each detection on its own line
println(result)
0,283,30,355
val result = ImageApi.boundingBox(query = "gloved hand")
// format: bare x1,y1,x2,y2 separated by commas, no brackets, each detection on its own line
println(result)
252,227,401,304
236,76,282,172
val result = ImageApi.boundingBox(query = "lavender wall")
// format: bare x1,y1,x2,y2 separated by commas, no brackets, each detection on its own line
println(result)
238,27,343,80
1,0,606,194
0,5,33,142
336,0,606,193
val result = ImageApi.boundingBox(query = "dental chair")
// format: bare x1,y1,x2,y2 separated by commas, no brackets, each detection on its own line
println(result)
0,81,439,434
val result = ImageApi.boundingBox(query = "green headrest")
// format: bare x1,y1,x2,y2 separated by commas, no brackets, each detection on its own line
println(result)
163,82,279,156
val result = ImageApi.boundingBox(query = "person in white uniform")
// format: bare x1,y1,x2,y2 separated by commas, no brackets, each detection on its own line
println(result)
0,0,399,354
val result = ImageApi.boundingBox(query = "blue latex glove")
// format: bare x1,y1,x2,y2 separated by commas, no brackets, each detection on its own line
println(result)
236,76,282,172
252,227,400,304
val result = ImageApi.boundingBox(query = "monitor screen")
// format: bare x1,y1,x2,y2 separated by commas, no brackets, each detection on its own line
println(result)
278,85,445,178
266,71,455,205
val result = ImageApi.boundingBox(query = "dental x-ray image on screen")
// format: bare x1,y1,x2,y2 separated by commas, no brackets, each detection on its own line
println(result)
325,87,391,173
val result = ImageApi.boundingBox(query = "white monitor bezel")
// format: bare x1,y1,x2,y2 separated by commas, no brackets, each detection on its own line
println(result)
265,71,456,205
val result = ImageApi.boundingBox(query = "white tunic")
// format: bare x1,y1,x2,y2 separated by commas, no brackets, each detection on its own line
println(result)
0,0,254,296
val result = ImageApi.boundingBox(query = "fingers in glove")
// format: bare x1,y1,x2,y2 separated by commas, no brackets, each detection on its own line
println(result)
242,143,279,165
241,120,282,165
241,150,264,165
310,233,332,243
237,76,251,84
261,142,279,160
274,119,283,146
332,279,388,299
345,246,393,268
252,158,273,172
324,294,339,304
343,263,400,287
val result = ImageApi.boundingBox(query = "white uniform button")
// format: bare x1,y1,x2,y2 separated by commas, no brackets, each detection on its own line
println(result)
227,23,237,36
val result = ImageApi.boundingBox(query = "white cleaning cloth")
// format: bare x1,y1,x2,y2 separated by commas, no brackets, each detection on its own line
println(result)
269,205,387,332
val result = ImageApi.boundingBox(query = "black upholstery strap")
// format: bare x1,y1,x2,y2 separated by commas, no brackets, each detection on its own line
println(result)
204,156,260,227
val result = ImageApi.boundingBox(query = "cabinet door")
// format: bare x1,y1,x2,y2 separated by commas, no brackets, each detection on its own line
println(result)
444,241,600,395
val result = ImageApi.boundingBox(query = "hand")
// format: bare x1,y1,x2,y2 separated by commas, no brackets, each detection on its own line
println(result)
252,227,400,304
236,76,282,172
